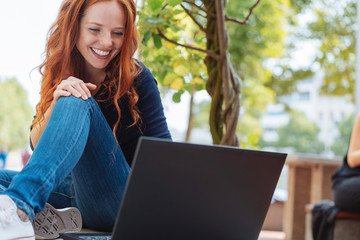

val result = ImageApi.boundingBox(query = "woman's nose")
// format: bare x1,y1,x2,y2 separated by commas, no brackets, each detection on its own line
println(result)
100,32,112,47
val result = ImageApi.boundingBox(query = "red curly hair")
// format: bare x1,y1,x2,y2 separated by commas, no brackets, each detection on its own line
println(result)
33,0,141,138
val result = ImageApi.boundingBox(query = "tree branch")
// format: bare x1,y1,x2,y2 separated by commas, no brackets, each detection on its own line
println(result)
157,28,220,60
184,1,217,19
225,0,261,25
183,0,206,13
181,4,206,32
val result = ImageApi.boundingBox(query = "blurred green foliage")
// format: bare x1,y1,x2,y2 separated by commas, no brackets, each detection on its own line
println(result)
269,0,356,99
0,78,34,150
331,113,355,157
270,111,325,154
138,0,206,103
308,0,356,98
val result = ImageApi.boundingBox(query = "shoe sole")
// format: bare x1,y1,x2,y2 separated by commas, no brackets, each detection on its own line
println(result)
33,203,82,239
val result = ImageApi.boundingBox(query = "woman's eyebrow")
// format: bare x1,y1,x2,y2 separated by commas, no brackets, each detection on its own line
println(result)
86,22,125,30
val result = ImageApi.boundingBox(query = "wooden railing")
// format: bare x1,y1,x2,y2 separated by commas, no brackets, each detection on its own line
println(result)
283,154,342,240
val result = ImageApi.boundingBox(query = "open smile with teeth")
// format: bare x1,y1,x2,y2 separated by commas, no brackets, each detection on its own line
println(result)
91,47,110,57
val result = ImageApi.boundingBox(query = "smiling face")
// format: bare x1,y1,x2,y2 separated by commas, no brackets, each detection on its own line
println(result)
76,1,126,76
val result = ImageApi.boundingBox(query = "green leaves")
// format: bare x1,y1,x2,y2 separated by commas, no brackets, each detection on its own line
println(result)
147,0,163,11
147,0,182,13
142,31,162,49
145,17,165,24
173,64,190,77
153,34,162,49
139,1,207,100
172,90,184,103
166,0,182,7
143,31,152,45
247,133,260,146
308,0,356,97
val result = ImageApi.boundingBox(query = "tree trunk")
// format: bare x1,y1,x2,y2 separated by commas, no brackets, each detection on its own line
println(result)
203,0,241,146
185,89,195,142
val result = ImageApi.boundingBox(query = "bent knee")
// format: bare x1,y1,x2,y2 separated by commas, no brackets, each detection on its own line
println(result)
58,95,91,104
56,95,95,111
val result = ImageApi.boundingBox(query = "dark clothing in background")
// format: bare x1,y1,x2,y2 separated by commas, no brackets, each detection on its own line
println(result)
332,154,360,213
311,200,340,240
312,153,360,240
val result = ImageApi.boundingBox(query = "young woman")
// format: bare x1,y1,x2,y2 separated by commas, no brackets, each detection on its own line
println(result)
0,0,171,239
332,114,360,213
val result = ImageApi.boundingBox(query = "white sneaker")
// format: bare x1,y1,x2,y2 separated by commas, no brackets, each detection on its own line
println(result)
0,195,35,240
33,203,82,239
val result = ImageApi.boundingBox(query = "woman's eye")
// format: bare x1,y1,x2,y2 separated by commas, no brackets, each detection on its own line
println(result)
89,28,100,33
113,32,124,36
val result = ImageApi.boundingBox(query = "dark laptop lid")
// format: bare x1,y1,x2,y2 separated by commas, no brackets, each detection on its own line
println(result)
112,137,286,240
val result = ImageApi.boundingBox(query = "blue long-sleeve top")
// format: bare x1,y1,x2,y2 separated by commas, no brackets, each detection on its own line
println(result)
95,62,172,164
31,61,172,166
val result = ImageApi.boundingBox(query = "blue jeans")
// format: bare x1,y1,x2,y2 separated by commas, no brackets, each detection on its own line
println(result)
0,96,130,231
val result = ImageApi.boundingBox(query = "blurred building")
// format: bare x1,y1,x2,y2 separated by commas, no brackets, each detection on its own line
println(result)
261,73,355,156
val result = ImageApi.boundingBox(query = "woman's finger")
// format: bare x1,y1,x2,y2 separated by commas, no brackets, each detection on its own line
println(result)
85,83,97,90
56,89,72,97
78,81,92,98
63,82,82,98
53,89,71,102
67,77,94,99
71,81,89,100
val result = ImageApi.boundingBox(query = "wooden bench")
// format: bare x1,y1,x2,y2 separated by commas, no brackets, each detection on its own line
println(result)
284,155,342,240
305,204,360,240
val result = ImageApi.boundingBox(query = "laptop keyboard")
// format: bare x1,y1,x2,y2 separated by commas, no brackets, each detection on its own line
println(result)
76,236,111,240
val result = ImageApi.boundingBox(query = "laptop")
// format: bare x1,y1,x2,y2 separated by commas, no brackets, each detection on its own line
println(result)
60,137,286,240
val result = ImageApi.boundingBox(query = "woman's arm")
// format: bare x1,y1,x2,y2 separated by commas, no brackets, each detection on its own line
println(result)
137,67,171,139
347,114,360,168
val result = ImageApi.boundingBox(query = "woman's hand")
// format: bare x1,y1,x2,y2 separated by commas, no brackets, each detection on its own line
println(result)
53,76,97,103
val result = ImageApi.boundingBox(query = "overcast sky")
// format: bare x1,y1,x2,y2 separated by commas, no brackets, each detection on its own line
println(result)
0,1,63,107
0,0,192,137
